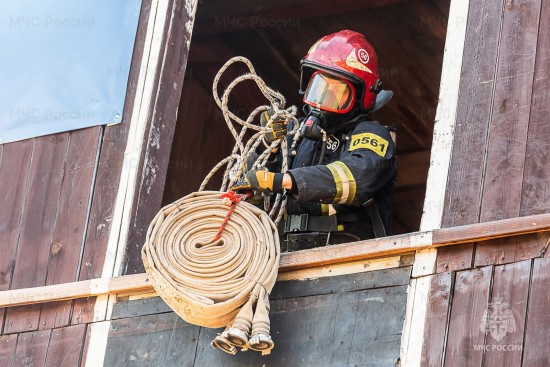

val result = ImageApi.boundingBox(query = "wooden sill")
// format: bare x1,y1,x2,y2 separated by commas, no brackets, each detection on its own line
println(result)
1,212,549,308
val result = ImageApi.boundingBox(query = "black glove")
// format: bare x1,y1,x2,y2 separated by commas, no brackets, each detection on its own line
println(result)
260,109,287,145
231,169,284,193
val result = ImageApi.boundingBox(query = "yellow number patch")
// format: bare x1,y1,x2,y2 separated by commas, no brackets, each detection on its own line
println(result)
349,133,389,157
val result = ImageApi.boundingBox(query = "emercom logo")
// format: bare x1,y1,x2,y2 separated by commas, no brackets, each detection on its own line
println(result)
481,296,516,342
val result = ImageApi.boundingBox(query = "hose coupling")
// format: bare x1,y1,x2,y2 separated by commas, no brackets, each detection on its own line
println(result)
248,333,275,355
211,333,237,355
226,327,250,351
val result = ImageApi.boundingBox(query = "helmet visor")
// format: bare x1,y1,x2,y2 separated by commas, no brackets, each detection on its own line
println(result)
303,72,355,113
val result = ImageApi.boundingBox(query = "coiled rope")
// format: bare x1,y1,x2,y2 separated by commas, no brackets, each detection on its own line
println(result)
142,57,299,355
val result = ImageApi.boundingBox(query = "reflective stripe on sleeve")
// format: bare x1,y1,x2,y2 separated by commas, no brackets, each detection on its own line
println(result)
321,203,337,216
326,161,356,204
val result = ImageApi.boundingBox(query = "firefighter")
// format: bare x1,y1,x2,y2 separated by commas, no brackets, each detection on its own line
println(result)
232,30,397,251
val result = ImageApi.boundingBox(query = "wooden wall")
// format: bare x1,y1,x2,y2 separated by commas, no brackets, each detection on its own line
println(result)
0,0,152,362
437,0,550,272
102,267,411,367
421,0,550,365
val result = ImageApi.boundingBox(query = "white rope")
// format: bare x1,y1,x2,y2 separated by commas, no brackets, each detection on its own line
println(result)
202,56,299,225
144,57,298,356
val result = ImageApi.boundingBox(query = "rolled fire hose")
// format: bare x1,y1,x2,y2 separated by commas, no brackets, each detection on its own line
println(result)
142,191,280,355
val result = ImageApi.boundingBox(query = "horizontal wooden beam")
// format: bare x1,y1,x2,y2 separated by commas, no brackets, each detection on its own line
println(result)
432,212,550,245
0,274,151,308
1,213,549,308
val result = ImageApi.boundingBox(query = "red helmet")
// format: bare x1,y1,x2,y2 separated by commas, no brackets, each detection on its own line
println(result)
300,30,382,112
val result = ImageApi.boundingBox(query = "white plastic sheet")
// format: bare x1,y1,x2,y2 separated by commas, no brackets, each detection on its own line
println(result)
0,0,142,144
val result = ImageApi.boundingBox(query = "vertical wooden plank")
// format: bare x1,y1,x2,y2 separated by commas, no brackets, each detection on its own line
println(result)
520,0,550,217
475,0,542,268
74,0,152,323
0,139,34,333
0,335,17,367
124,0,198,275
437,0,505,271
77,0,151,284
482,260,530,367
71,297,98,325
475,233,549,267
77,125,126,281
479,0,542,222
443,266,491,367
522,258,550,366
421,272,453,367
39,128,101,329
5,134,70,334
14,330,51,367
441,0,504,228
44,324,87,367
80,323,93,366
475,237,517,267
436,243,475,272
514,233,550,261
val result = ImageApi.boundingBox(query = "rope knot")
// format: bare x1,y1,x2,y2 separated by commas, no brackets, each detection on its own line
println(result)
213,192,253,241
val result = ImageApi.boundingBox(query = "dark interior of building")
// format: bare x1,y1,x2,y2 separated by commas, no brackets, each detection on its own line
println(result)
162,0,450,234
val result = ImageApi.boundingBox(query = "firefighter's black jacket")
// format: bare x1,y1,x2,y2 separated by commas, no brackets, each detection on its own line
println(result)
283,115,398,241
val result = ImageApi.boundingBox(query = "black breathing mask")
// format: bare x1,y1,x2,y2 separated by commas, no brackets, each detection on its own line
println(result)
300,109,326,141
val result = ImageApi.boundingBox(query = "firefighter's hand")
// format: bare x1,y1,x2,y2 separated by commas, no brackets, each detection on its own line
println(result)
260,109,287,145
231,169,284,193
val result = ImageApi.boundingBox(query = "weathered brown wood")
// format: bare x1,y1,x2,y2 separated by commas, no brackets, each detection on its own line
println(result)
104,312,200,366
71,297,98,326
0,334,17,367
77,0,151,281
440,0,504,228
436,243,475,273
270,266,410,300
111,297,172,320
80,324,93,366
0,140,34,291
2,213,550,307
39,128,101,330
514,233,550,261
474,237,518,267
2,213,550,308
522,257,550,366
74,0,151,321
44,324,87,367
0,274,149,308
279,231,432,271
14,330,51,367
475,233,550,267
0,139,34,334
482,260,531,367
520,0,550,218
479,0,541,222
432,212,550,246
124,0,199,275
421,272,453,367
5,134,70,334
443,266,492,367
